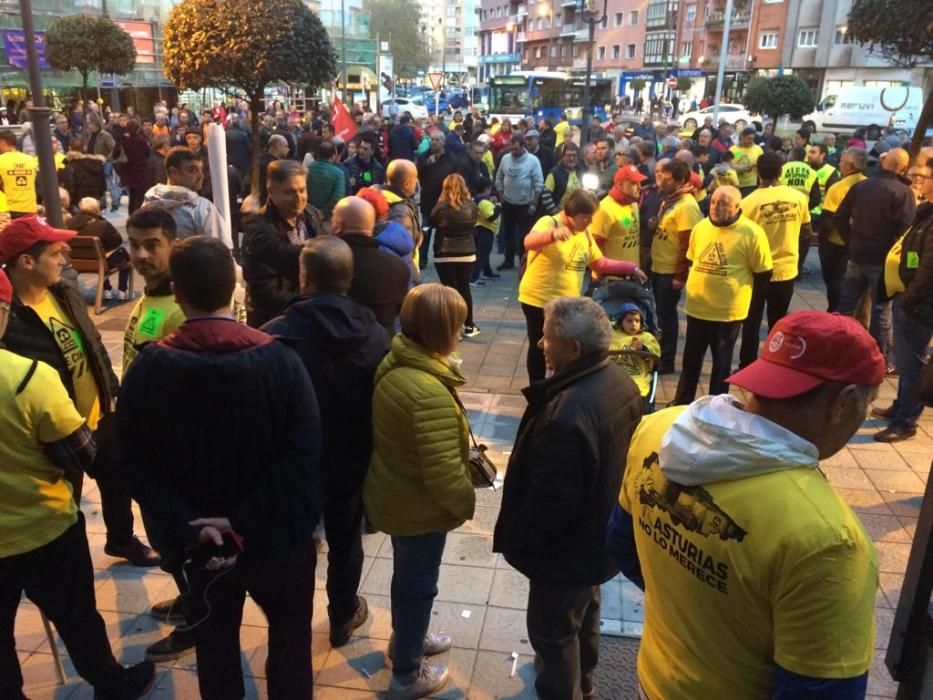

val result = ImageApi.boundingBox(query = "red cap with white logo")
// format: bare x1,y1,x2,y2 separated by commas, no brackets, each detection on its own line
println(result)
727,311,885,399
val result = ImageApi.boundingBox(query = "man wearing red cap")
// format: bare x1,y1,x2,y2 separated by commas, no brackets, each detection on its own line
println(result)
0,216,159,567
590,164,646,271
0,267,155,698
608,310,884,699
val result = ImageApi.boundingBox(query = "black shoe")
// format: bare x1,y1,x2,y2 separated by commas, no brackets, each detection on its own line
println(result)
870,405,895,420
657,364,676,375
873,424,917,443
104,537,162,567
94,660,155,699
496,262,515,271
150,595,187,624
145,631,196,662
329,595,369,648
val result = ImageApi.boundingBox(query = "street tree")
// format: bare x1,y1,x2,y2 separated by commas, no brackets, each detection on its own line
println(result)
848,0,933,158
46,15,137,100
365,0,430,80
163,0,336,186
744,75,815,128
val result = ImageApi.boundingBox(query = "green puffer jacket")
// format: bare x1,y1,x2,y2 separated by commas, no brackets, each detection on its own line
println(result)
364,334,476,536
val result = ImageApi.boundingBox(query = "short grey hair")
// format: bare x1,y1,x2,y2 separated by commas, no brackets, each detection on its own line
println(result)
268,134,288,150
843,147,868,174
543,297,612,356
661,135,680,152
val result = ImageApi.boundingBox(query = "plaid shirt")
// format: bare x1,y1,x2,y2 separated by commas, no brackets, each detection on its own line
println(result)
41,424,97,476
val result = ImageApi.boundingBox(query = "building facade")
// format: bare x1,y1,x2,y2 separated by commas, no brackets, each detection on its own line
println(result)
418,0,478,81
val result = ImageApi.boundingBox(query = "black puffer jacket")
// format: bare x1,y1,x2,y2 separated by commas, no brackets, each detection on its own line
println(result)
493,353,643,584
4,280,119,413
898,201,933,324
430,200,478,258
61,152,106,203
66,213,123,251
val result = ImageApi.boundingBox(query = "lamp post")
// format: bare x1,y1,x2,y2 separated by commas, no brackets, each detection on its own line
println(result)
579,0,608,146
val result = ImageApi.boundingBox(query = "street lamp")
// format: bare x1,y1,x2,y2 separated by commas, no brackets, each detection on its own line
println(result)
579,0,608,145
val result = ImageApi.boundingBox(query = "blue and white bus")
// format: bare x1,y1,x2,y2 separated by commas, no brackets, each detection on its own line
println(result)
488,71,612,125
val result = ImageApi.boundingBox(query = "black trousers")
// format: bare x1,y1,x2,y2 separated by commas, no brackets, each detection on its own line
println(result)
324,479,365,627
819,242,848,312
435,262,474,328
0,514,123,697
651,272,682,371
501,201,535,267
738,279,795,369
188,539,317,700
418,226,433,270
527,580,600,700
127,186,146,214
522,302,546,383
673,315,742,405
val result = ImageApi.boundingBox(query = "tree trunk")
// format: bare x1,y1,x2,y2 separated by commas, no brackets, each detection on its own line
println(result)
249,90,265,193
909,87,933,162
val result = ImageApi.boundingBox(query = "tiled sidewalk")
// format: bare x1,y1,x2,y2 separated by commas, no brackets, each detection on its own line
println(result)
15,242,928,698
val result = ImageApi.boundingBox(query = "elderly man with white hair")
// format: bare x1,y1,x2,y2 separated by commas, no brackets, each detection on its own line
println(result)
494,295,642,700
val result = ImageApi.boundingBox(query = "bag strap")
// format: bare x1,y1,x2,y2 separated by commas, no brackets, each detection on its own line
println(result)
445,385,482,450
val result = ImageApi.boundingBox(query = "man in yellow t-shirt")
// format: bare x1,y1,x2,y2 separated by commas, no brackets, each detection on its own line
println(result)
608,311,883,700
730,127,764,197
673,186,772,405
650,159,703,373
0,267,157,697
818,147,869,312
0,130,38,216
0,216,159,567
591,164,646,268
738,152,812,368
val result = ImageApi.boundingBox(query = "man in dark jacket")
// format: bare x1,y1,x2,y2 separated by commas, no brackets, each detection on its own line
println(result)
388,114,418,162
344,139,386,194
118,236,322,700
0,216,159,568
224,115,252,184
494,296,642,700
873,155,933,442
417,131,464,268
834,147,916,366
242,160,319,327
262,236,389,647
332,196,410,333
525,129,556,184
462,140,491,196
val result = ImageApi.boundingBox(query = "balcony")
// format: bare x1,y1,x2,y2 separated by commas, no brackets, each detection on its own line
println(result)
516,32,527,43
643,54,675,67
705,11,750,30
704,53,750,70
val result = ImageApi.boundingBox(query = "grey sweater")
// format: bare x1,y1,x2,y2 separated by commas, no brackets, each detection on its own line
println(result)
495,152,544,206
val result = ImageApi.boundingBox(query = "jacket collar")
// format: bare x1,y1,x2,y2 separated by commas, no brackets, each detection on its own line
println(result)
522,352,610,405
340,232,378,248
383,333,465,388
160,317,274,353
145,276,173,297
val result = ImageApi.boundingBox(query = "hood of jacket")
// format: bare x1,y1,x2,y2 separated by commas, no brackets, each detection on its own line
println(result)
659,395,819,486
144,183,199,209
376,333,465,389
65,152,105,163
272,293,384,354
374,220,415,256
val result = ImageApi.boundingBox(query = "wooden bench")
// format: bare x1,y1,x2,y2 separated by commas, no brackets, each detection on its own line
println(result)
67,235,134,315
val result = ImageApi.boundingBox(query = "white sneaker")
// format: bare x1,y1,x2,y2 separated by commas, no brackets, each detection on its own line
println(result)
115,290,128,300
105,289,116,300
387,663,449,700
462,325,481,338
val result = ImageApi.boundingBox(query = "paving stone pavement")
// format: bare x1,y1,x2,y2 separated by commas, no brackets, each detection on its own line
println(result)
16,218,928,698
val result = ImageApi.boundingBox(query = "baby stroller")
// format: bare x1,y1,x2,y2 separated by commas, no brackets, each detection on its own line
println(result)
593,280,661,412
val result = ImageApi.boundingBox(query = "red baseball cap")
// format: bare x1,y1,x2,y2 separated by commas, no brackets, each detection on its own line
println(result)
614,164,647,185
727,311,885,399
0,216,76,263
0,267,12,304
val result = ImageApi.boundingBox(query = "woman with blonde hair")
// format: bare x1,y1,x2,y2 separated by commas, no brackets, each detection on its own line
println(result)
430,173,480,336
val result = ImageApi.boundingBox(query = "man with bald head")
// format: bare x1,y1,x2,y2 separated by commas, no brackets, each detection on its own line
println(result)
332,196,410,333
672,185,773,405
834,146,915,368
262,236,389,646
376,159,422,259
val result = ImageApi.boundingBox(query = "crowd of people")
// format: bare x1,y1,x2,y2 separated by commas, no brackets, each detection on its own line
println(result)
0,94,930,700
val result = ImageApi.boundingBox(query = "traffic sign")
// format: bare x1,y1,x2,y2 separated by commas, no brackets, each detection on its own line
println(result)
427,71,444,91
667,77,678,90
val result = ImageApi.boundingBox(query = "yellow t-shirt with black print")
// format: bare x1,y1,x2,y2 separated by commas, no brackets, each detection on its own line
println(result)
0,150,38,213
741,185,811,282
822,173,867,246
591,196,640,266
609,329,660,397
518,216,603,308
730,143,763,189
123,293,186,375
651,195,703,275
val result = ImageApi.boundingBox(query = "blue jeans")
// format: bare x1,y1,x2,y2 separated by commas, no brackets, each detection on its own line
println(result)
104,161,123,210
651,272,681,371
838,261,892,361
891,297,933,429
472,228,494,281
390,531,447,678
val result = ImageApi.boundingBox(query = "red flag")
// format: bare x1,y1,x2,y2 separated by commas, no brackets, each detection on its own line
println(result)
332,97,357,141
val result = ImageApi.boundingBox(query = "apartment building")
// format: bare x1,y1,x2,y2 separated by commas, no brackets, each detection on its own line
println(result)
419,0,479,80
477,0,523,82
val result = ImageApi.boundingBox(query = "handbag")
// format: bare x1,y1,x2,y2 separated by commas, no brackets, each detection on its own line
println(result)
448,389,499,489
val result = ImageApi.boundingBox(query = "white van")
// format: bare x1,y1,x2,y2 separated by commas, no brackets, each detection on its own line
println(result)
802,86,926,139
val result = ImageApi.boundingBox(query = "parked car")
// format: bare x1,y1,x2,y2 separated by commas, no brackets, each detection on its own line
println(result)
801,86,930,139
679,104,761,131
380,97,429,120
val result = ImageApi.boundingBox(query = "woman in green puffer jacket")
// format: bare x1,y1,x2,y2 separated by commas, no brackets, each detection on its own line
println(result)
364,283,475,700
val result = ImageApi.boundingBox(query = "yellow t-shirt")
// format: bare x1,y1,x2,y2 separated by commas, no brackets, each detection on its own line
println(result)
685,215,773,322
554,120,571,142
54,152,65,171
730,143,763,188
591,196,640,266
29,294,102,431
518,215,603,308
822,173,867,246
609,329,660,397
620,408,877,700
0,350,83,557
122,292,186,376
651,195,703,275
544,170,582,211
0,150,39,213
482,151,495,181
741,185,811,282
883,232,907,298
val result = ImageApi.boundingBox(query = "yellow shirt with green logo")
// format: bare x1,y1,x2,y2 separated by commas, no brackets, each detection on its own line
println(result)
780,160,817,201
518,216,603,308
741,185,811,282
685,215,772,322
729,143,763,188
122,292,186,375
29,294,101,431
651,195,703,275
609,329,660,397
0,349,83,557
822,173,867,246
591,196,641,266
619,408,877,699
0,150,39,213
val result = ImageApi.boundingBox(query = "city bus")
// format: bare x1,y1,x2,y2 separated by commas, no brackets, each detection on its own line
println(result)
488,71,612,125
